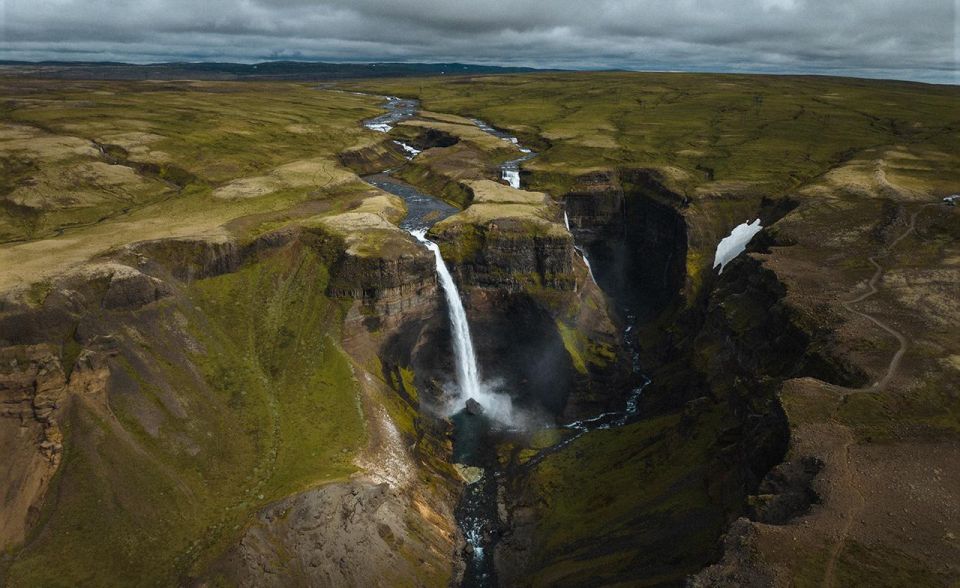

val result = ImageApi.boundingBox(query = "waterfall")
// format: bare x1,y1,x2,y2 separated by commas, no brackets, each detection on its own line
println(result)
578,248,597,284
409,230,482,401
564,211,596,285
502,168,520,189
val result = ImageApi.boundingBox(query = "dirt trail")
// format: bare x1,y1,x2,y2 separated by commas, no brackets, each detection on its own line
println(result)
820,424,864,588
836,202,937,393
819,201,937,586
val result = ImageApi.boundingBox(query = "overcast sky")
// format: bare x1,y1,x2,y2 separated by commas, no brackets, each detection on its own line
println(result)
1,0,957,83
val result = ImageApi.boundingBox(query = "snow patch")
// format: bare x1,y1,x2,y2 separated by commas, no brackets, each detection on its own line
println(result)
714,219,763,273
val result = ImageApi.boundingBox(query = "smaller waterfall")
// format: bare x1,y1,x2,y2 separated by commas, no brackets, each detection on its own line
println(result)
393,140,421,159
564,211,596,285
410,230,482,401
578,248,597,284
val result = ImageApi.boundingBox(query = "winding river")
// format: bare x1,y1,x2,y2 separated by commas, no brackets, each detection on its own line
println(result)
359,95,648,587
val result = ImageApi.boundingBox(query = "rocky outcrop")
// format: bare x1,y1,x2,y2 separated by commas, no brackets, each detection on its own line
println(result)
102,269,172,309
746,455,824,524
562,169,624,238
434,221,576,293
427,180,576,294
0,338,114,551
338,139,407,176
209,481,457,587
326,244,438,331
687,518,779,588
122,237,242,282
0,345,67,550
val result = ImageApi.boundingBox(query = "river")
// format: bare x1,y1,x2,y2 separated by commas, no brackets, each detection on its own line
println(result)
358,94,648,587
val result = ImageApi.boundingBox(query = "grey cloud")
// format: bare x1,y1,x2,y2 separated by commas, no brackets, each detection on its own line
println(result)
0,0,956,83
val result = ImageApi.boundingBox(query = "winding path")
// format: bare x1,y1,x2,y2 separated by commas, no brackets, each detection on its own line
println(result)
821,201,937,587
834,202,937,394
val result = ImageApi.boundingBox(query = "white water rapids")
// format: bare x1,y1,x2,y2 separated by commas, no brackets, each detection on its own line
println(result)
394,140,421,158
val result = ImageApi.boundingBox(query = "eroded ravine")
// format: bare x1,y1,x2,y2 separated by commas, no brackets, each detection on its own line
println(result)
358,94,653,586
360,95,503,585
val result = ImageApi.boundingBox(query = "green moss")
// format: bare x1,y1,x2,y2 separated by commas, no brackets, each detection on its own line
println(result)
347,73,960,201
519,410,728,585
6,247,367,586
556,321,588,374
435,224,483,263
399,366,418,403
685,249,706,298
555,319,616,374
26,280,53,306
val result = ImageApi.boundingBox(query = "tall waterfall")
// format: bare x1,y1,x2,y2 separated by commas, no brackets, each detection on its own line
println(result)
410,229,482,402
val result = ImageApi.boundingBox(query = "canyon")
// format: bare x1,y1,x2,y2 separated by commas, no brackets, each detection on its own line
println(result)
1,73,958,587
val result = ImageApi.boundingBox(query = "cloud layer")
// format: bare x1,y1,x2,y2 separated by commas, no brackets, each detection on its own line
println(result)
1,0,956,82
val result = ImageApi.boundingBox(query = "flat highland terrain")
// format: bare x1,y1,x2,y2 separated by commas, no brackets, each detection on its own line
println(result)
0,73,958,586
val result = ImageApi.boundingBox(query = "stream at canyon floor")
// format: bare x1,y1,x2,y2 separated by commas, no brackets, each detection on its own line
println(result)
360,94,649,587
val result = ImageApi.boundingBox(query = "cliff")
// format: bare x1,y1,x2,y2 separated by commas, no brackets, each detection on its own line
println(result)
0,202,460,586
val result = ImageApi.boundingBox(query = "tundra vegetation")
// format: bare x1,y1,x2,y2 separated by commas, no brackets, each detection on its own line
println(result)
1,72,958,586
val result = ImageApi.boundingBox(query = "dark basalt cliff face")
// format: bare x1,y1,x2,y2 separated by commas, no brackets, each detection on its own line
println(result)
491,169,864,586
324,238,438,331
427,209,628,420
433,222,576,293
566,168,688,320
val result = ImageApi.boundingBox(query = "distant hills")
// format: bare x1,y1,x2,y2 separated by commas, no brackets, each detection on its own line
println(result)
0,60,551,80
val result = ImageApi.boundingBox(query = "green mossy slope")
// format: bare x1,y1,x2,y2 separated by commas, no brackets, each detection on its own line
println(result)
5,246,366,586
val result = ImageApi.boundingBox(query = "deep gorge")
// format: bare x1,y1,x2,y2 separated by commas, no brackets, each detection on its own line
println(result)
344,96,801,586
0,91,883,588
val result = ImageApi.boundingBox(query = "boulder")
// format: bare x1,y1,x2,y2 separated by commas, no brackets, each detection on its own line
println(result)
465,398,484,415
